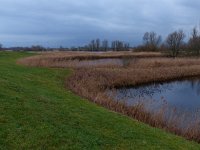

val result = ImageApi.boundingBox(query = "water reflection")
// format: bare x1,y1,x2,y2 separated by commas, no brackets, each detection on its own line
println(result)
68,57,137,67
113,78,200,112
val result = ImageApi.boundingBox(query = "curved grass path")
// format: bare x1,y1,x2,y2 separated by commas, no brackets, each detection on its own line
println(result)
0,52,200,149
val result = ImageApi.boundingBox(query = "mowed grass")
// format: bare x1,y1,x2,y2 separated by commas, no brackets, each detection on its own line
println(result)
0,52,200,150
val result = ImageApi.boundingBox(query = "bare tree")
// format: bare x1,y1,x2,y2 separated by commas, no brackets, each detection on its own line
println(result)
87,39,128,51
143,32,150,45
31,45,46,51
124,43,130,51
143,32,162,51
116,41,123,51
112,40,130,51
112,41,117,51
188,27,200,55
89,40,95,51
88,39,101,51
96,39,100,51
166,30,185,57
102,40,109,51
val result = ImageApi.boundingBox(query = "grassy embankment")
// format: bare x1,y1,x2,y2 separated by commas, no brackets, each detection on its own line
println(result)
19,51,200,142
1,52,200,149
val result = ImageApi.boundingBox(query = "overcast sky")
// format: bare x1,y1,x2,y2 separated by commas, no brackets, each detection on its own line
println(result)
0,0,200,47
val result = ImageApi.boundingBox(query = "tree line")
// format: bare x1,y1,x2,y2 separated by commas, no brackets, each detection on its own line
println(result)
82,39,130,51
1,26,200,57
0,39,130,52
136,26,200,57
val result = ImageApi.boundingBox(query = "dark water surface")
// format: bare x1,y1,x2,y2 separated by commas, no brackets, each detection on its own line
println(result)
71,57,135,67
112,78,200,112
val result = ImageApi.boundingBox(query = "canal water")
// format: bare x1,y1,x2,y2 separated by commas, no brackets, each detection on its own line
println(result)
111,78,200,113
67,57,135,67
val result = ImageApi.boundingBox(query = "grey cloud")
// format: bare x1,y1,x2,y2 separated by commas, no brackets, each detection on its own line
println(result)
0,0,199,47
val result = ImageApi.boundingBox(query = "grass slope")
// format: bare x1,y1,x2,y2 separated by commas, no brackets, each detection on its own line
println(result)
0,52,200,150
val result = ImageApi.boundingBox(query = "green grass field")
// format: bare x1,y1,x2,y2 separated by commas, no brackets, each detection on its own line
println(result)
0,52,200,150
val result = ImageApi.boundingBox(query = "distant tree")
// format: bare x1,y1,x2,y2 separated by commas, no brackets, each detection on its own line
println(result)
112,41,118,51
143,32,150,45
31,45,46,51
88,39,102,51
87,39,128,51
111,41,117,51
102,40,109,51
112,40,129,51
0,43,2,51
71,47,78,51
166,30,185,57
188,27,200,55
116,41,123,51
143,32,162,51
89,40,95,51
124,43,130,51
96,39,100,51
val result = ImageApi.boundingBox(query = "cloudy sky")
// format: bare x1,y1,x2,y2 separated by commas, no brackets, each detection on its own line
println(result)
0,0,200,47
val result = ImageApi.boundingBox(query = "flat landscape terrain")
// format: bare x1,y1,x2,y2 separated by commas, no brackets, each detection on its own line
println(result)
18,51,200,142
1,52,200,149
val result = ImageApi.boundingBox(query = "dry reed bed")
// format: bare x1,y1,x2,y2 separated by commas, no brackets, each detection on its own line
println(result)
18,52,200,143
17,51,164,67
68,66,200,90
35,51,163,59
129,58,200,68
67,66,200,142
18,51,200,69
